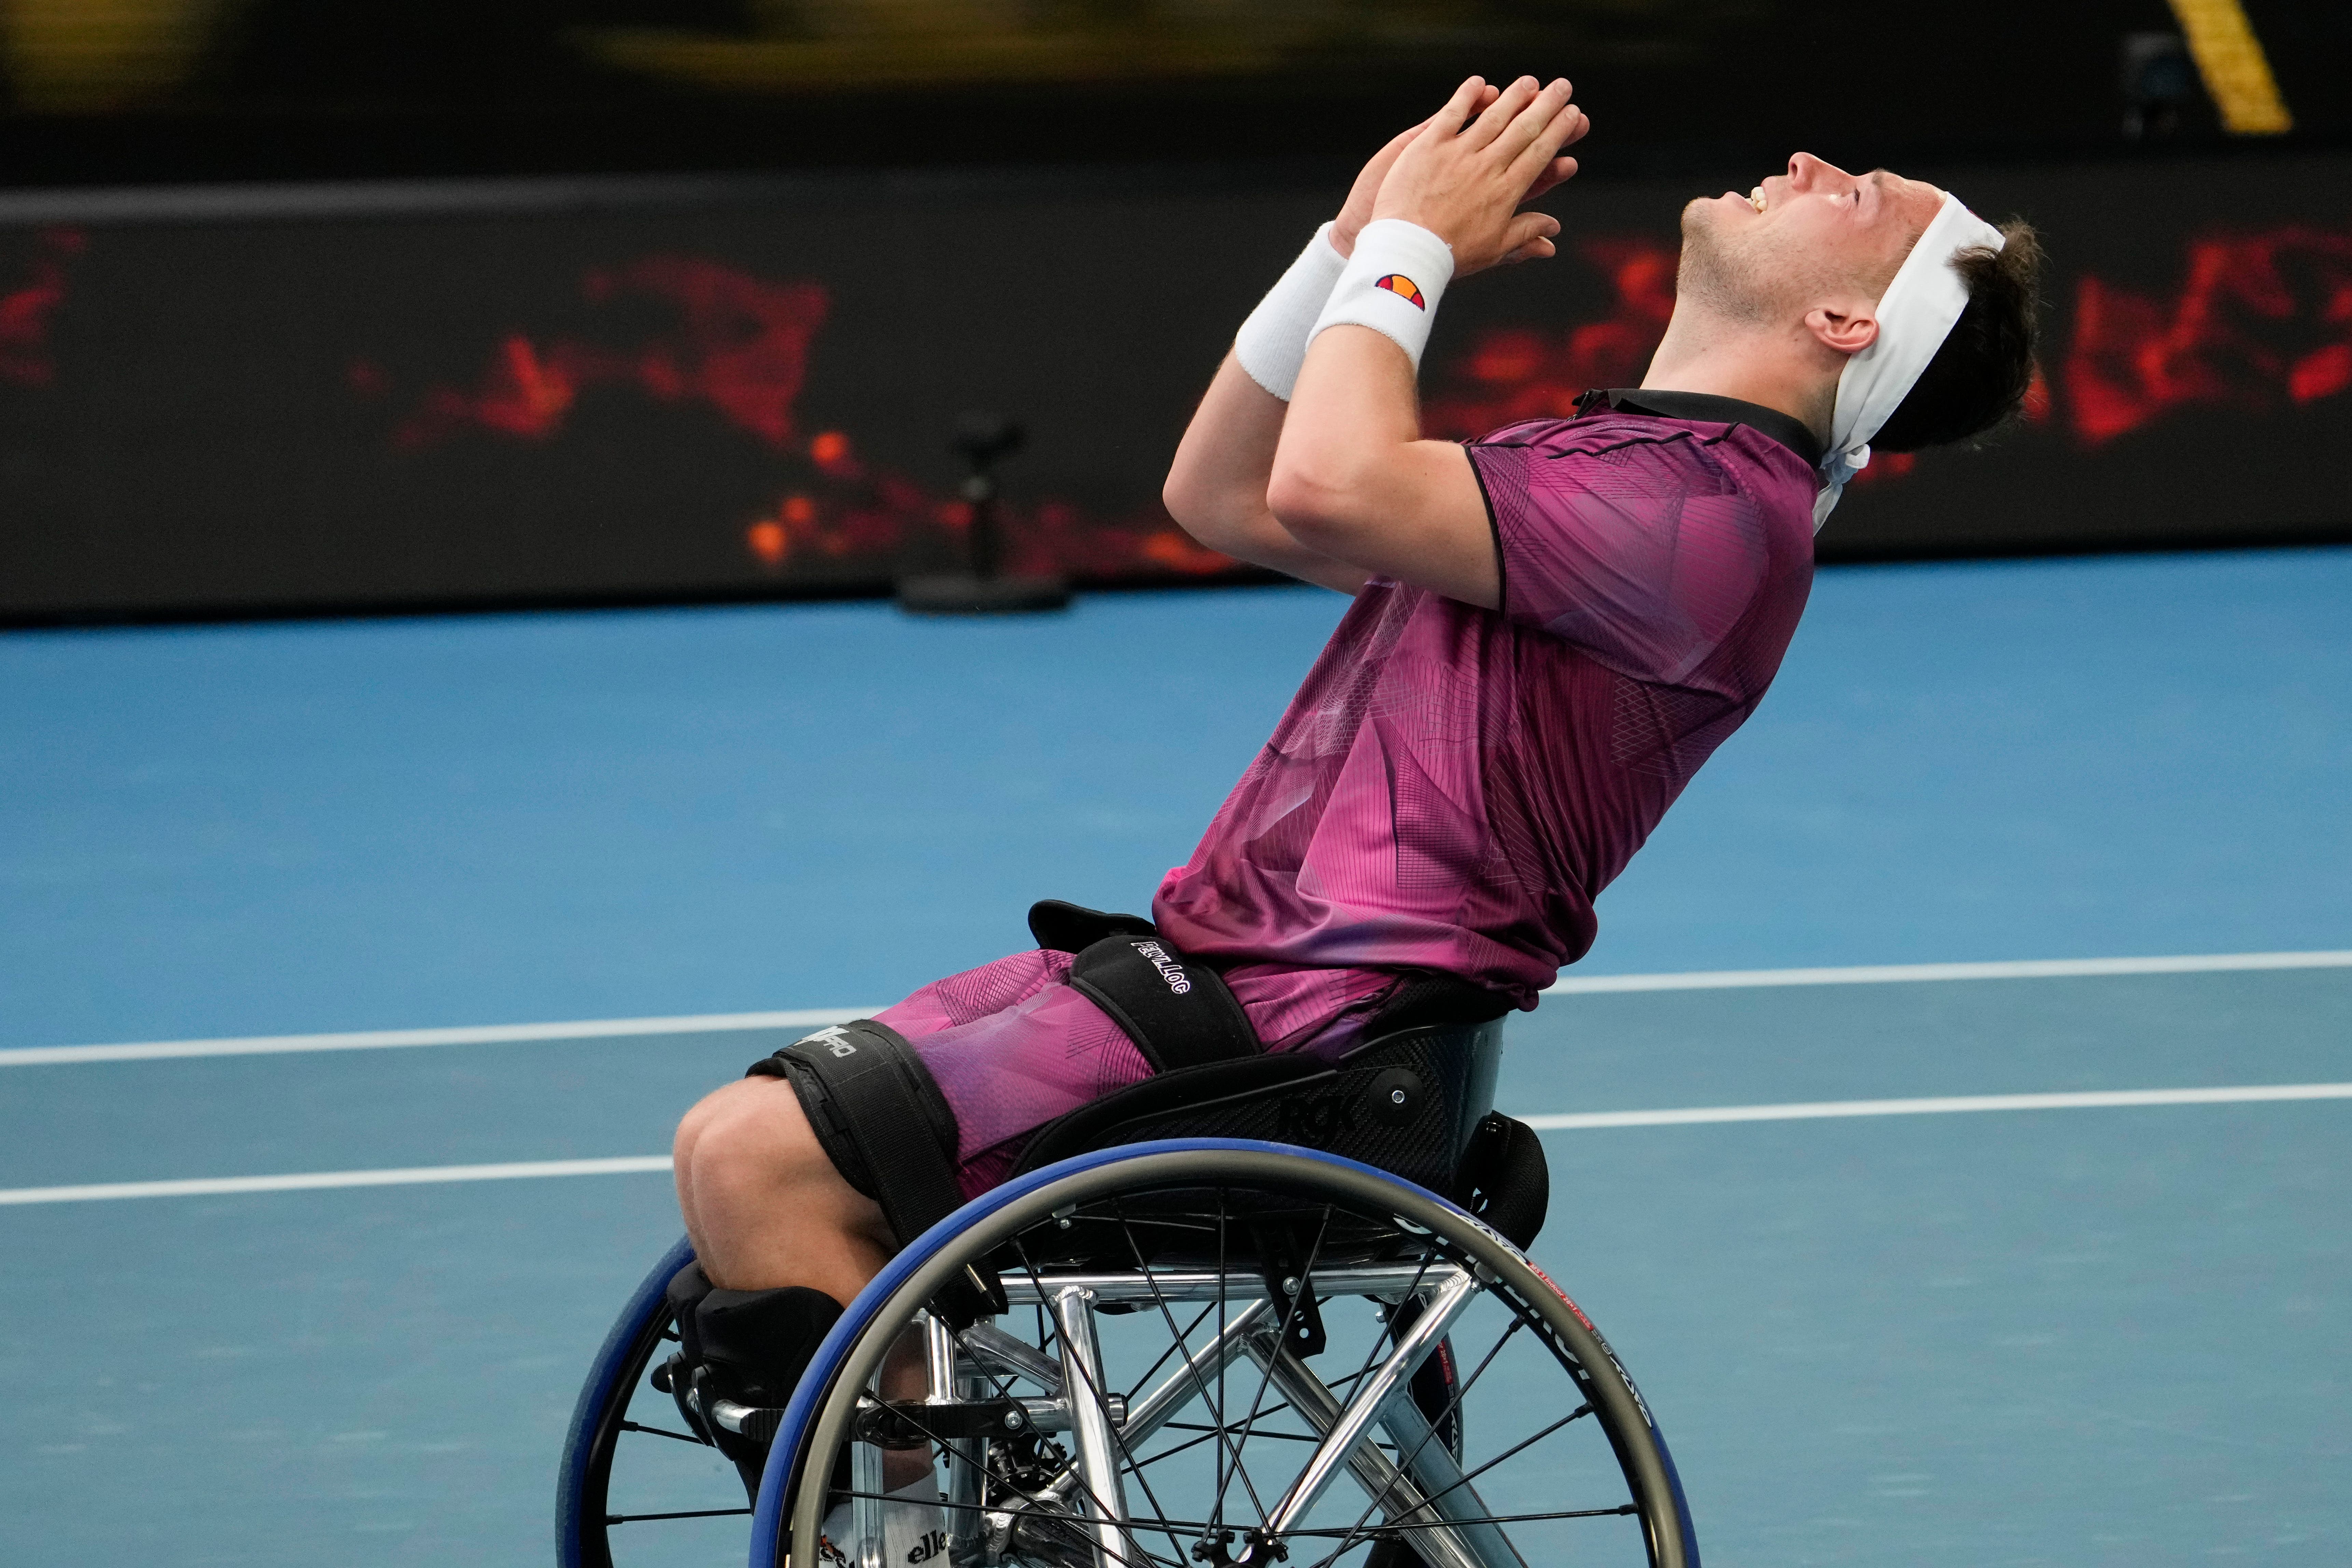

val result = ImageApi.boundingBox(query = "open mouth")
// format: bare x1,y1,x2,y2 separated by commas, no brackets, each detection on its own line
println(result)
1748,185,1767,212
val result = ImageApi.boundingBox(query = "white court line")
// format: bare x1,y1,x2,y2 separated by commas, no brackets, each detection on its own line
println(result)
1541,949,2352,994
0,1007,877,1068
0,1156,676,1206
1517,1081,2352,1129
2,1082,2345,1207
6,948,2349,1068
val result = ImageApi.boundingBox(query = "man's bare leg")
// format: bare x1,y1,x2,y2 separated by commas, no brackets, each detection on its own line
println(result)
674,1076,931,1486
675,1075,894,1298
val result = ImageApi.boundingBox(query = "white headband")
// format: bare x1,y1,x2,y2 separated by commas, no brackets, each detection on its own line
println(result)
1813,191,2005,531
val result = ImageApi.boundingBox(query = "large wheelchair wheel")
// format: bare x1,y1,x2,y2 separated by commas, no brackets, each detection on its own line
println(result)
753,1139,1699,1568
557,1234,755,1568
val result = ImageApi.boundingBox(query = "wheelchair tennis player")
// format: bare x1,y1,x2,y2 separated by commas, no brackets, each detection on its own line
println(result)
660,72,2042,1538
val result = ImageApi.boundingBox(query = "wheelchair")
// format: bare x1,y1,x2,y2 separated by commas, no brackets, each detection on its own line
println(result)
557,989,1700,1568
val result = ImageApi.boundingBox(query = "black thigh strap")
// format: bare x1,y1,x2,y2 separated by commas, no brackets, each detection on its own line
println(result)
1067,934,1260,1072
746,1020,964,1249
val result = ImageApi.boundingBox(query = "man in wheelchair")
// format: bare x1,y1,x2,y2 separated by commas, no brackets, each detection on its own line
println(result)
662,70,2041,1524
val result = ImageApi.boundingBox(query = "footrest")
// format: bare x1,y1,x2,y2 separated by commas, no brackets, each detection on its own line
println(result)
709,1398,785,1444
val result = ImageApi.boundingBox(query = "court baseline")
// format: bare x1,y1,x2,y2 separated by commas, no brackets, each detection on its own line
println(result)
3,1080,2344,1206
7,948,2348,1068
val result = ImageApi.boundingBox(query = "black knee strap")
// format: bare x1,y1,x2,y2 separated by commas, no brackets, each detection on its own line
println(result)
1027,900,1264,1073
1067,934,1260,1072
746,1019,964,1250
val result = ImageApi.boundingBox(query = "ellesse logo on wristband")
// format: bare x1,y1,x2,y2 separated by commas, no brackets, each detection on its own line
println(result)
1373,274,1426,308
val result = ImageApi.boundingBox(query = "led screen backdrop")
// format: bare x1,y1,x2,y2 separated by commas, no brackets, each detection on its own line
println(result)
1,152,2348,621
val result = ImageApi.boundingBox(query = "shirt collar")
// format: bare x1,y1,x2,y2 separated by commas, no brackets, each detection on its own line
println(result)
1573,387,1824,468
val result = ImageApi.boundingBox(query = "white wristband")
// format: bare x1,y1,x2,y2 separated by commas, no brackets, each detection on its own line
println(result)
1309,219,1455,374
1233,222,1348,401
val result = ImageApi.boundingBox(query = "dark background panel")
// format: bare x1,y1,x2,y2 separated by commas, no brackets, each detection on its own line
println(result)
2,151,2349,621
0,0,2341,183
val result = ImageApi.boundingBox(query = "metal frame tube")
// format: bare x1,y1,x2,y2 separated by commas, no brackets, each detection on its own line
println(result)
1376,1389,1530,1568
1258,1270,1481,1543
927,1313,989,1557
1001,1263,1466,1305
962,1319,1065,1393
1050,1286,1135,1568
1119,1296,1274,1446
1030,1294,1275,1514
1247,1336,1489,1568
852,1396,888,1568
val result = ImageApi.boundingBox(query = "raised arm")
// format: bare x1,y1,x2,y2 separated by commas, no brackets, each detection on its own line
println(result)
1162,109,1494,595
1163,352,1369,594
1268,76,1586,610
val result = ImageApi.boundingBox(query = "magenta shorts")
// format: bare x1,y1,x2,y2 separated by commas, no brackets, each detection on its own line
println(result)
873,950,1404,1199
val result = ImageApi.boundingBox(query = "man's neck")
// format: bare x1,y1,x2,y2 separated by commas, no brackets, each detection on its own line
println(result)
1639,309,1836,442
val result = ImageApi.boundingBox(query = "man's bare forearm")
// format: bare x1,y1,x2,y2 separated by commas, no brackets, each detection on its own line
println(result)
1262,76,1585,610
1162,351,1371,595
1271,326,1499,607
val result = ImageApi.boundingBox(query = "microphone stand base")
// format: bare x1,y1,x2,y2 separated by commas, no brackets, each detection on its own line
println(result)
895,574,1072,616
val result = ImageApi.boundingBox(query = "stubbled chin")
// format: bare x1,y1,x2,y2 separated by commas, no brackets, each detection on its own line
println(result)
1679,195,1735,237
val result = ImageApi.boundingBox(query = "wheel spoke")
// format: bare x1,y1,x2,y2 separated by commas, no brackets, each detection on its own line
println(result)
1251,1334,1491,1568
1120,1297,1220,1403
1258,1267,1480,1538
1312,1316,1543,1568
1010,1234,1170,1568
617,1417,707,1445
605,1506,753,1524
1103,1204,1229,1568
1284,1504,1641,1537
1113,1195,1278,1508
1402,1403,1596,1520
1209,1202,1336,1535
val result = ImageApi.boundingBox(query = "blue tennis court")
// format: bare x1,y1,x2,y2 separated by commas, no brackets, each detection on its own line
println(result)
3,547,2348,1566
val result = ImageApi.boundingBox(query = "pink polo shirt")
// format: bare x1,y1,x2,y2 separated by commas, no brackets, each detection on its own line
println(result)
1153,393,1822,1006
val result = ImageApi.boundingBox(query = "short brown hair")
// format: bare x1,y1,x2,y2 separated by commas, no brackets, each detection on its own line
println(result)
1870,219,2044,453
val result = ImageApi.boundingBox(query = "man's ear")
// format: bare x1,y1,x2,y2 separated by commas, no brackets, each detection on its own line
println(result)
1804,303,1879,357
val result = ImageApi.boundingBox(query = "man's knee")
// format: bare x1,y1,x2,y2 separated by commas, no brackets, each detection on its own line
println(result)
676,1077,832,1193
675,1073,897,1298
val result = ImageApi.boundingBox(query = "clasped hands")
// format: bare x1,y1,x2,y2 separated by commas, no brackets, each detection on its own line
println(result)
1331,75,1590,276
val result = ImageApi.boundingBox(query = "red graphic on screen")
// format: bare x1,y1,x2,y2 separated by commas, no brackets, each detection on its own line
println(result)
732,428,1228,579
392,257,829,451
1374,274,1426,309
1847,451,1916,487
363,228,2352,584
365,254,1236,582
2065,227,2352,445
0,228,85,389
1423,239,1678,439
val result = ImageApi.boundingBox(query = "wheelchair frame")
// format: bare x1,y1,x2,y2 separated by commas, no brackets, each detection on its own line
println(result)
560,1139,1699,1568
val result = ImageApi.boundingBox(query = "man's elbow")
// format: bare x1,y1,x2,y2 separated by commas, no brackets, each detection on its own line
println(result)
1162,471,1232,549
1266,457,1370,556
